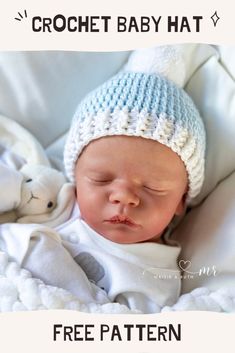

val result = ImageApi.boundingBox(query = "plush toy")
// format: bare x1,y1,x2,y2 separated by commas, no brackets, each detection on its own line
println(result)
0,163,75,226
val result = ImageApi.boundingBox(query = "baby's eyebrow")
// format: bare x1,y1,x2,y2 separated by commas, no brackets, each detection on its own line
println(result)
145,173,184,187
145,170,172,181
85,168,112,176
144,180,176,189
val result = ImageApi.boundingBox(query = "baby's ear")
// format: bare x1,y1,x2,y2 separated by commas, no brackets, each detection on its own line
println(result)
175,193,187,216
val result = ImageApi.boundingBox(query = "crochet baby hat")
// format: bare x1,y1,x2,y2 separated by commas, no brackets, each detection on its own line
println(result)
64,48,206,201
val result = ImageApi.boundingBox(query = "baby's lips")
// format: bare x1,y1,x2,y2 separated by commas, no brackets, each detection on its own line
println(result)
105,215,140,227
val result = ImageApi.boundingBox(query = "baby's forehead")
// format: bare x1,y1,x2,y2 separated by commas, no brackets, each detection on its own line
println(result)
76,135,188,183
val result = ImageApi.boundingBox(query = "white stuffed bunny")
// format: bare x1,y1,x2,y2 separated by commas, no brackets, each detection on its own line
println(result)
17,164,66,216
0,163,75,226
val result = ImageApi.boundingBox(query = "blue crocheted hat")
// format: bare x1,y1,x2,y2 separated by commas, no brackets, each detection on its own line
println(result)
64,71,205,200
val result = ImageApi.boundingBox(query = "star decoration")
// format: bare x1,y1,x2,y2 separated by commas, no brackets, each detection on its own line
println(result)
211,11,220,27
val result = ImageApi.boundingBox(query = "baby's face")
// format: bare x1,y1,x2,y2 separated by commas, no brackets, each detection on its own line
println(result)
75,136,187,244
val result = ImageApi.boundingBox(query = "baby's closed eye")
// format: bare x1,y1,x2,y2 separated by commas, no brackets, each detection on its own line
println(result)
143,185,168,195
91,178,111,183
86,174,113,184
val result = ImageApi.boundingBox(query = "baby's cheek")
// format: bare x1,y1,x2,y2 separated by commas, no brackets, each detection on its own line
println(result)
150,204,175,230
77,197,95,226
76,183,93,202
76,187,102,220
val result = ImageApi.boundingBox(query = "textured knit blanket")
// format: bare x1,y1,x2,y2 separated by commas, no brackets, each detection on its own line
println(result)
1,250,235,313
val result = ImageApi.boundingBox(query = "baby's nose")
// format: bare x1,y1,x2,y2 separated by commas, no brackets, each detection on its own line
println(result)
109,186,140,207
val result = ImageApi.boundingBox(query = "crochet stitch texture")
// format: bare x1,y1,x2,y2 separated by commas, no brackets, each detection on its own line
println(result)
64,72,206,200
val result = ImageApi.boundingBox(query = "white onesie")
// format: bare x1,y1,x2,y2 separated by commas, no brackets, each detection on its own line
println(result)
0,202,181,313
57,204,181,313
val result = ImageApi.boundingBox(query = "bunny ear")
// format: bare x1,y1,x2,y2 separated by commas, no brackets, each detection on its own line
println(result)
123,45,186,88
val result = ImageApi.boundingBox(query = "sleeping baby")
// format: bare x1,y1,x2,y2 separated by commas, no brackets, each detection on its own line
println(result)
62,70,205,312
0,71,206,313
